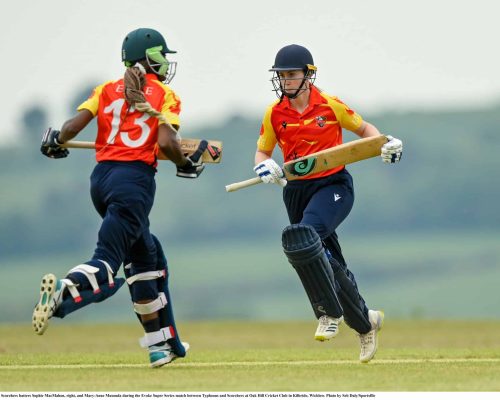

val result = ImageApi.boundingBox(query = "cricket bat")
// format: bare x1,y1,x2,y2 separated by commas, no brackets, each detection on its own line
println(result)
225,135,389,192
62,138,223,163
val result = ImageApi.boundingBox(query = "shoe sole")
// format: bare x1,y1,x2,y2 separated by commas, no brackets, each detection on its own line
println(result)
315,317,343,342
32,273,57,335
150,342,190,368
151,354,178,368
360,311,385,363
314,332,339,342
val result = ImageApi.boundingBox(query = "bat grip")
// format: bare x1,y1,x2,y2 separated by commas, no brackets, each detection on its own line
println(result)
225,177,262,192
189,140,208,163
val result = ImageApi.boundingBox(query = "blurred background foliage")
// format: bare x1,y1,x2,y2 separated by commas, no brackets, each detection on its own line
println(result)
1,91,499,323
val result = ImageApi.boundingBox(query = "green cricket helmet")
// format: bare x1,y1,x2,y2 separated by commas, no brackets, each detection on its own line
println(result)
121,28,177,83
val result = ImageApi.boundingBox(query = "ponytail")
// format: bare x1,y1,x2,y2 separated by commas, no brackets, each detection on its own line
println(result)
123,64,170,126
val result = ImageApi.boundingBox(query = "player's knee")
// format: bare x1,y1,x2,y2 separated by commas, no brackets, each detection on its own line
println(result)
282,223,324,262
126,264,165,311
131,279,160,303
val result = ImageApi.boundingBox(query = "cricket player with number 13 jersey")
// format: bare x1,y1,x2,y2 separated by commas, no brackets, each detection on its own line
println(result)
34,28,206,368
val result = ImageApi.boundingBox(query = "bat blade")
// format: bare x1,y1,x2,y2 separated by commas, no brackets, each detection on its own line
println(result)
283,135,388,180
161,138,222,163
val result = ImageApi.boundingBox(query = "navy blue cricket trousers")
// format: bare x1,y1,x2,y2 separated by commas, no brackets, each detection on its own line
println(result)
71,161,158,291
283,168,354,242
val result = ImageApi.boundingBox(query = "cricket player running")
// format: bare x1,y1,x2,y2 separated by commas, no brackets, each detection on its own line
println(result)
254,44,403,362
34,28,205,367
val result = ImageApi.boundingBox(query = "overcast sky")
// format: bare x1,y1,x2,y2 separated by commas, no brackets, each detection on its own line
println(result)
1,0,499,144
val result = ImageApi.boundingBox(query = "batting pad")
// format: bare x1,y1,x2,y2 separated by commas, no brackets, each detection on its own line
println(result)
53,277,126,318
124,235,187,358
328,257,372,334
282,223,343,319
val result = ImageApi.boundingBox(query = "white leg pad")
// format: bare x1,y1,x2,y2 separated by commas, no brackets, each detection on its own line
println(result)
133,292,167,315
139,326,174,348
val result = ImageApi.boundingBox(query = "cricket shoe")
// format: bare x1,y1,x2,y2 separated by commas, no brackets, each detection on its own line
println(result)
149,341,190,368
359,310,384,363
315,315,344,341
32,274,67,335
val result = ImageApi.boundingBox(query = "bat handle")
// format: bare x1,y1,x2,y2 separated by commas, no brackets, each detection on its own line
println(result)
61,141,95,149
225,177,262,192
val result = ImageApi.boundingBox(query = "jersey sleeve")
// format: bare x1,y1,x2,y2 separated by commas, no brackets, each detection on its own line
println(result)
327,96,363,132
159,88,181,128
77,83,108,116
257,105,278,152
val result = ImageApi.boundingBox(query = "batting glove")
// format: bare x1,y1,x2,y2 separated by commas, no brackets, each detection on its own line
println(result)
381,135,403,163
254,158,287,187
40,127,69,159
176,157,205,178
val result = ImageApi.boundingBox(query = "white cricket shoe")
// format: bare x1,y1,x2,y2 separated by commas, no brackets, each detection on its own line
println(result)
149,341,190,368
315,315,344,341
359,310,384,363
32,273,65,335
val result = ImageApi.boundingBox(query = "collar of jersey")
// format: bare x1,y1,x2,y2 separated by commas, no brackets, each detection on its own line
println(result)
278,85,325,114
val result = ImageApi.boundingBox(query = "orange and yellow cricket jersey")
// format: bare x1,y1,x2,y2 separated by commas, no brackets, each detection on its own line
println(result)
78,73,181,166
257,86,363,179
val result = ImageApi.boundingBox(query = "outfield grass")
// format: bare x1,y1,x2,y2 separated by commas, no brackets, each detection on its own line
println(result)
1,320,500,391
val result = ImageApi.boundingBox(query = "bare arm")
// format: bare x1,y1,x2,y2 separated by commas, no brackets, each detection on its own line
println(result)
356,121,403,164
59,110,94,142
157,124,189,166
353,121,382,139
255,149,273,165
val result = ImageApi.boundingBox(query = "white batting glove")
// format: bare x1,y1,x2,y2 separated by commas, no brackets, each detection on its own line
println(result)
254,159,287,187
381,135,403,163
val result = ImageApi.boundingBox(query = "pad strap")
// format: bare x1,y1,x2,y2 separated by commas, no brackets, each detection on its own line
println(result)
60,278,82,303
68,264,100,294
133,292,168,315
126,270,166,286
139,326,175,348
99,259,115,288
68,262,116,294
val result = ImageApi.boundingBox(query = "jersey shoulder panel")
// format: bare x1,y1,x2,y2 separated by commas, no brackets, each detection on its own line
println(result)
257,100,280,152
150,79,181,127
77,81,115,115
321,92,363,131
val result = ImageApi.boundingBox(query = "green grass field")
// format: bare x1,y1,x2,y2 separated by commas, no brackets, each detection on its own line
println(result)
1,320,500,391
